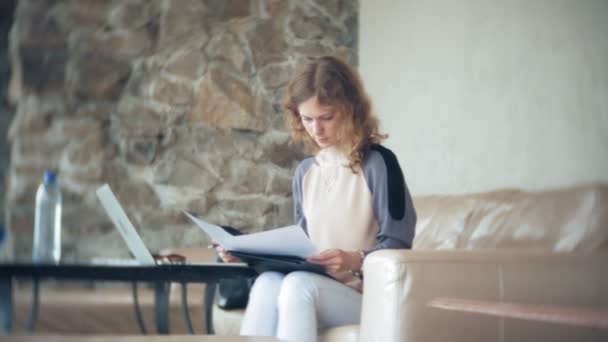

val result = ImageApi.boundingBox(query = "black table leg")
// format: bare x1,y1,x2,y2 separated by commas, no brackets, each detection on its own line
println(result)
0,276,12,333
26,277,39,331
203,281,216,334
179,282,195,334
154,281,170,334
131,281,148,334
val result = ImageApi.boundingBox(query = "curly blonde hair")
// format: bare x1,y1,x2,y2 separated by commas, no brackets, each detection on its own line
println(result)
284,56,386,170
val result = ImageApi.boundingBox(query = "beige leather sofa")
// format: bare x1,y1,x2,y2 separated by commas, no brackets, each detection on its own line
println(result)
210,183,608,341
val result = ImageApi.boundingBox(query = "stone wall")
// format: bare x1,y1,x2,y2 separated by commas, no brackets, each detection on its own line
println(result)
1,0,16,255
6,0,358,261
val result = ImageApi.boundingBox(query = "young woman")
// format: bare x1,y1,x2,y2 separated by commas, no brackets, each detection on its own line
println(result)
217,55,416,342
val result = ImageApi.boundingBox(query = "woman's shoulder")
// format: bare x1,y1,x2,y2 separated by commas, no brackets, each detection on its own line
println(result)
365,144,400,168
368,144,397,156
362,144,406,188
293,156,315,179
363,145,408,220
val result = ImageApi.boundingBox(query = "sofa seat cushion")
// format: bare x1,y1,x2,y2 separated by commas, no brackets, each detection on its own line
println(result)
212,306,245,336
212,307,359,341
319,324,359,342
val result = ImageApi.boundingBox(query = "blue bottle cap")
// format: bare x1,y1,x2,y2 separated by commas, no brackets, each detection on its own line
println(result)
44,171,56,185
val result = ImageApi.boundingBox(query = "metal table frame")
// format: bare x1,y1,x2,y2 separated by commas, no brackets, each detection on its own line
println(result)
0,263,256,334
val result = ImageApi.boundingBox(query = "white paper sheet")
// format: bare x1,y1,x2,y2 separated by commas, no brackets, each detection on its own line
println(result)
183,211,318,259
183,211,236,250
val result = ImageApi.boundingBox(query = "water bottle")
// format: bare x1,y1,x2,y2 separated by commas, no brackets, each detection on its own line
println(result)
33,171,62,264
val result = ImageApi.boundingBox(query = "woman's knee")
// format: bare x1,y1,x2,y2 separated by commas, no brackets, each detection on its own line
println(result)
278,271,322,305
250,271,284,295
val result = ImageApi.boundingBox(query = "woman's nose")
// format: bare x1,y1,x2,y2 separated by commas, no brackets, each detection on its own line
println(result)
313,120,323,133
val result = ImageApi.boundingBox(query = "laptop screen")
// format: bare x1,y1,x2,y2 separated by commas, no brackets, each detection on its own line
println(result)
96,184,156,265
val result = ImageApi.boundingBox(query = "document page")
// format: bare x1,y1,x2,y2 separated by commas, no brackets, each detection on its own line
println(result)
183,211,318,259
183,211,236,250
229,225,318,258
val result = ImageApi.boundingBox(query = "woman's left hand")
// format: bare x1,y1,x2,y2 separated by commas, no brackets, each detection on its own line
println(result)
307,249,361,274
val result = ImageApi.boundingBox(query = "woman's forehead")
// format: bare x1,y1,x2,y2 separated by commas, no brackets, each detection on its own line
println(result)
298,96,336,116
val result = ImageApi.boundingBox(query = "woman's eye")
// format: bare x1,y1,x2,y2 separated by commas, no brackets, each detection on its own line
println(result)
301,117,312,122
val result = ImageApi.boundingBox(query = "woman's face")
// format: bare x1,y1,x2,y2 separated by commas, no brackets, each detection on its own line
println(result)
298,96,342,148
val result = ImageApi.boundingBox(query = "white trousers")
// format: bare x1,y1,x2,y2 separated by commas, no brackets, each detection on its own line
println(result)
240,271,362,342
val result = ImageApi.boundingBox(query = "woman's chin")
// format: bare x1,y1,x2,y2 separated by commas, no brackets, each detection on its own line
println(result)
316,140,332,148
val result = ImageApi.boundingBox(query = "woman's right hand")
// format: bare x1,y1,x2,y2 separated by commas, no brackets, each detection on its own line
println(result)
214,244,240,263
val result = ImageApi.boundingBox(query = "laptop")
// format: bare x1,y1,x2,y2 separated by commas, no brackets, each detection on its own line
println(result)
95,184,156,265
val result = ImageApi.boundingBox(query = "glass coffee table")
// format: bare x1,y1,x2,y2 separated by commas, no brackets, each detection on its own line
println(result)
0,262,257,335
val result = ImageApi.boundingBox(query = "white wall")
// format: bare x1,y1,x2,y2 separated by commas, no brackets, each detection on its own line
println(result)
360,0,608,195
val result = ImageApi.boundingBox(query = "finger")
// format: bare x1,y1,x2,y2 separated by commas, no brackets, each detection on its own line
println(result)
326,264,341,273
308,250,339,262
318,249,340,257
314,250,345,263
310,256,342,267
308,254,335,263
224,256,237,262
218,251,237,263
318,257,352,272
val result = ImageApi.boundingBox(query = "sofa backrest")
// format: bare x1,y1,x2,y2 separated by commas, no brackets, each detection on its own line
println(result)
412,183,608,251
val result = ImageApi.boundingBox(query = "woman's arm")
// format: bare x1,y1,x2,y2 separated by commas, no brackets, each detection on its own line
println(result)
292,158,314,232
362,145,417,254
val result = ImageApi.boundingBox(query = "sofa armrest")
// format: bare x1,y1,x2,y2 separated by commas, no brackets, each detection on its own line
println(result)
359,249,608,342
